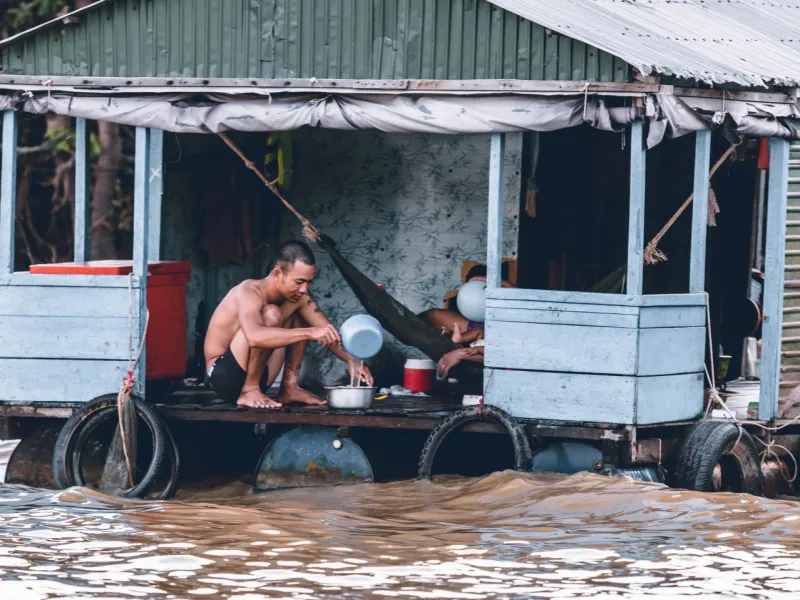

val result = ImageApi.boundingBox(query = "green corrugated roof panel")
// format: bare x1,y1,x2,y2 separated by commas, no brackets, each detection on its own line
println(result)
1,0,629,82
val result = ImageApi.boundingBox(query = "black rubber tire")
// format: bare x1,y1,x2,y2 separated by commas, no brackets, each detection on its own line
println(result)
417,405,532,480
70,406,180,500
52,393,169,499
675,420,763,496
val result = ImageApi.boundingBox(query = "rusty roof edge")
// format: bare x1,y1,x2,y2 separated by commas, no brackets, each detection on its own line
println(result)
0,0,113,48
0,76,661,94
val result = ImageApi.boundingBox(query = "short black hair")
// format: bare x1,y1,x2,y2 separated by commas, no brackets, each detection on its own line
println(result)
274,240,315,272
465,262,508,282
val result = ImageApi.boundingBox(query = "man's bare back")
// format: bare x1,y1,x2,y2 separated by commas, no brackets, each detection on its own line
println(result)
203,241,373,409
204,280,303,370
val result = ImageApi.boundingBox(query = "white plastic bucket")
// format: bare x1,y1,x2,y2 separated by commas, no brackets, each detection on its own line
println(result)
340,314,384,360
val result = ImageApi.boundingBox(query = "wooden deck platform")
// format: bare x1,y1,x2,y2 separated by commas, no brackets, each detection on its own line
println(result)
0,385,639,441
5,382,794,442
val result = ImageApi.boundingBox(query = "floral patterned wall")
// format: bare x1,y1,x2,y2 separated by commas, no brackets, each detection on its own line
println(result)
284,130,521,323
163,130,522,387
281,130,522,384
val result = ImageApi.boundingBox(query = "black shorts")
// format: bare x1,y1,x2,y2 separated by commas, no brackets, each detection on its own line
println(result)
207,347,247,404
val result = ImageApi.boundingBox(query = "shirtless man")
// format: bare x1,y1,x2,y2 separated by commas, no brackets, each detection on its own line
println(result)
204,240,374,409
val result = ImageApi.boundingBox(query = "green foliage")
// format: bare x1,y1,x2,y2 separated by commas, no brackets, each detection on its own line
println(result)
89,131,101,158
2,0,66,39
42,126,73,154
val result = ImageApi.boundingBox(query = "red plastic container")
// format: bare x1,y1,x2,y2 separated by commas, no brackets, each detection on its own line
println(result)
404,359,435,394
29,260,192,381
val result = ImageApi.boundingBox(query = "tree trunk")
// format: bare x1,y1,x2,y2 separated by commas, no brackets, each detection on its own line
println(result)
90,121,122,260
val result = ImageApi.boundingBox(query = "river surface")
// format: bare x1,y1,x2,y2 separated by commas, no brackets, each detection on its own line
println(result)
2,438,800,599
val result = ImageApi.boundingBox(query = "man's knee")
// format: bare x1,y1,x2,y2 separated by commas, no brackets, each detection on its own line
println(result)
261,304,282,327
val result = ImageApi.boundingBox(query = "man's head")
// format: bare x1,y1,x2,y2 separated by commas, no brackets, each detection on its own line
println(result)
464,263,510,283
271,240,316,302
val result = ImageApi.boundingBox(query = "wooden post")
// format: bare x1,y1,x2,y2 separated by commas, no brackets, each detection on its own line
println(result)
147,128,163,263
689,130,712,293
74,118,90,263
760,137,790,422
0,110,18,274
487,134,505,289
626,121,646,295
132,126,150,389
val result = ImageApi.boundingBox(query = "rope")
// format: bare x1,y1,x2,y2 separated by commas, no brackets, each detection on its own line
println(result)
755,437,798,483
478,369,496,419
217,132,321,243
701,292,800,483
117,274,150,487
581,81,590,124
643,144,737,265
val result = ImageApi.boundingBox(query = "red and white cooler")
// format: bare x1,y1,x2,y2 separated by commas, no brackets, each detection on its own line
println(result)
404,358,435,394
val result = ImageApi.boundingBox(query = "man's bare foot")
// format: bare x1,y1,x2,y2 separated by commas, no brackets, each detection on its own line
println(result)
277,385,327,406
237,388,282,409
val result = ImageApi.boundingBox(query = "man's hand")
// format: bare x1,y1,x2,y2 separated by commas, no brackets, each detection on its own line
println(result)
309,324,341,348
349,361,375,387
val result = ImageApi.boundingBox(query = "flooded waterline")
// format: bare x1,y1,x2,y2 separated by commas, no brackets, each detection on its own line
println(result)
2,466,800,599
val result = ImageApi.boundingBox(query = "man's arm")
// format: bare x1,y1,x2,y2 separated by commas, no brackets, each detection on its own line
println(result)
298,293,354,362
299,293,375,386
239,287,338,349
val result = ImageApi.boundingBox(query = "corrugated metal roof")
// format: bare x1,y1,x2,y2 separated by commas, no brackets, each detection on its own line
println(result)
0,0,627,82
489,0,800,87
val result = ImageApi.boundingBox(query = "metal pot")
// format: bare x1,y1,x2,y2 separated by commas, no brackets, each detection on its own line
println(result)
325,386,375,410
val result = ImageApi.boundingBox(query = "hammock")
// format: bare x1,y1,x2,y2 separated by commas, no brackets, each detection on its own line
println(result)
218,133,480,380
317,234,462,362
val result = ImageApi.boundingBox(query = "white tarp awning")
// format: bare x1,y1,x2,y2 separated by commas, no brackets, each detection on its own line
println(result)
1,91,799,147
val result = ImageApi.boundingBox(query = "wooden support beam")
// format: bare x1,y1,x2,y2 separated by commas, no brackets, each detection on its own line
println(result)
147,128,163,262
0,110,18,274
486,133,505,290
626,121,646,295
760,137,790,422
74,117,89,263
689,130,711,293
132,126,150,391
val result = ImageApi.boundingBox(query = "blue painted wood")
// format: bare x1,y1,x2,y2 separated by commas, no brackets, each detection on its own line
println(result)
486,306,639,329
486,133,505,290
133,127,150,279
484,368,637,424
626,121,646,295
132,127,150,391
147,128,164,263
486,303,705,328
636,327,706,376
486,320,705,376
636,373,704,424
0,316,137,360
484,368,703,425
638,306,706,328
486,298,641,315
0,273,139,287
690,130,711,293
486,287,707,307
74,117,89,263
761,137,790,422
0,358,128,403
0,285,137,317
485,320,638,375
1,111,18,274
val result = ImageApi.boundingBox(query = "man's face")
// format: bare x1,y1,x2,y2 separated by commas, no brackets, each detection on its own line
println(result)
277,261,316,303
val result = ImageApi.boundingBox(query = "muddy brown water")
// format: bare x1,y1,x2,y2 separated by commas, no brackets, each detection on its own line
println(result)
2,438,800,599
